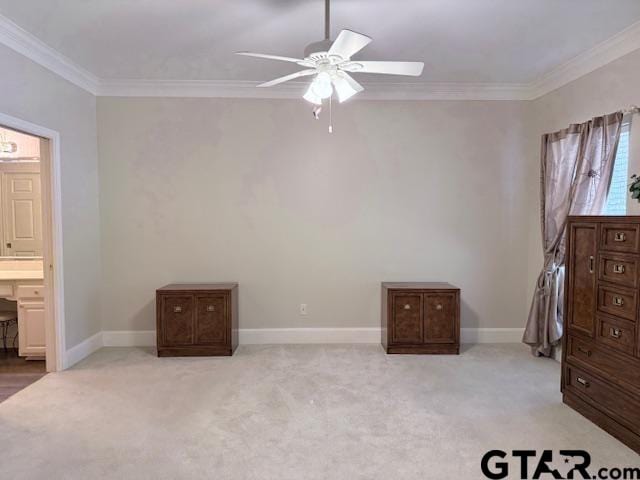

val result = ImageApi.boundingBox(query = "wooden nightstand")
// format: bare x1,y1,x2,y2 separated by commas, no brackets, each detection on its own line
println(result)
381,282,460,354
156,283,238,357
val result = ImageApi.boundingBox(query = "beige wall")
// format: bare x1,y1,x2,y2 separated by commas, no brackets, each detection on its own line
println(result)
97,97,531,332
525,48,640,310
0,44,102,349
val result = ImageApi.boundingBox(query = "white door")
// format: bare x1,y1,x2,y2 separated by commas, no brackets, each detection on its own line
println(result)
2,172,42,256
18,300,45,357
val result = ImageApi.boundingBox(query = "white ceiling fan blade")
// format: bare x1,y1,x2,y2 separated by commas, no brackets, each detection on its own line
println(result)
344,61,424,76
258,70,317,88
332,73,364,102
236,52,305,63
328,29,372,60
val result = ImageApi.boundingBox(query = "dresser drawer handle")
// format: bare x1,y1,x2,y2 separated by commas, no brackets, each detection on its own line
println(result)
613,264,626,274
435,304,443,311
614,232,627,242
577,346,592,357
207,305,215,312
610,327,622,339
576,377,590,388
404,304,411,310
173,306,183,313
613,296,624,307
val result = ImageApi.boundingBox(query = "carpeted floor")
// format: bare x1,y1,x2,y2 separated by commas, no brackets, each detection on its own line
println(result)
0,344,637,479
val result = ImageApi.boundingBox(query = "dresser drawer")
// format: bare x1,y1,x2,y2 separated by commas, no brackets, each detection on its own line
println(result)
597,284,637,321
565,365,640,432
601,224,640,253
16,285,44,299
566,335,640,394
599,253,638,288
596,315,637,356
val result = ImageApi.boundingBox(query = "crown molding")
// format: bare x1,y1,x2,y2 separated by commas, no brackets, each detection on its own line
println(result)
0,14,99,94
96,78,530,101
528,19,640,99
0,12,639,101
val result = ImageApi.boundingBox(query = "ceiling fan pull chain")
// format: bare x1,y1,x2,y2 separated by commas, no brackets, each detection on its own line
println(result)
329,94,333,133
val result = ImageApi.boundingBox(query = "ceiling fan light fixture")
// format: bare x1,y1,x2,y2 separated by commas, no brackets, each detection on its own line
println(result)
303,85,323,105
310,72,333,99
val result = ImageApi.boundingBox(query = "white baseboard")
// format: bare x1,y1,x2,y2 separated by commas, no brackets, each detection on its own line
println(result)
460,328,524,344
96,327,526,347
102,330,156,347
63,331,103,369
239,328,380,344
63,328,526,368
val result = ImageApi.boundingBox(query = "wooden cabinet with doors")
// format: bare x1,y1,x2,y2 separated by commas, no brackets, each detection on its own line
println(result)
563,216,640,454
156,283,238,356
381,282,460,354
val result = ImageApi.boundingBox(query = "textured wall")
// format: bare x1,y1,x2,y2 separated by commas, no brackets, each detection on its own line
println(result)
97,97,530,332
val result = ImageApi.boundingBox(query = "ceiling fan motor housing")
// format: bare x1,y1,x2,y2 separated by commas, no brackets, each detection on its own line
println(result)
304,39,334,58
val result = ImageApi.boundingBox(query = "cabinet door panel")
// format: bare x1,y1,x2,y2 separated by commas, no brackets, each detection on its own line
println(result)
567,223,597,337
18,301,45,357
161,295,194,346
391,294,423,344
424,294,456,343
195,295,227,345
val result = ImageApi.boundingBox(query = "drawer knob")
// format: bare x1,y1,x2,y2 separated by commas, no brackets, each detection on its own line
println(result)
173,306,183,313
614,232,626,242
610,327,622,339
435,304,443,310
613,296,624,307
576,377,590,388
613,264,625,274
404,304,411,310
207,305,215,312
577,346,592,357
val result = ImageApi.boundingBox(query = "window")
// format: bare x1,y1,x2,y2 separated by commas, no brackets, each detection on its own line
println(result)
603,124,631,215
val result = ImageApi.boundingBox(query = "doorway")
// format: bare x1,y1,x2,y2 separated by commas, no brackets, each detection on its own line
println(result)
0,113,64,384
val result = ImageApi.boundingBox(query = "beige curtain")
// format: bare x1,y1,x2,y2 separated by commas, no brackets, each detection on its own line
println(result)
524,112,624,357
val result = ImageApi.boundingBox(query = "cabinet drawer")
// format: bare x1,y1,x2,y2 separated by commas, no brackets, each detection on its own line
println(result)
159,295,194,347
565,365,640,432
596,315,637,356
601,224,640,253
599,254,638,288
567,335,640,393
16,285,44,299
424,294,456,344
391,293,423,344
597,284,637,321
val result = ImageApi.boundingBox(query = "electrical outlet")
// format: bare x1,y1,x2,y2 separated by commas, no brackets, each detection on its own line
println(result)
300,303,308,315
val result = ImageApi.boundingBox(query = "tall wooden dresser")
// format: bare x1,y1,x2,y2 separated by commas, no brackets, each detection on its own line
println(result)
563,216,640,453
156,283,238,357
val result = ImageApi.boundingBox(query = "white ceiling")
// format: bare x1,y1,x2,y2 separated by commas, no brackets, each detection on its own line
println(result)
1,0,640,86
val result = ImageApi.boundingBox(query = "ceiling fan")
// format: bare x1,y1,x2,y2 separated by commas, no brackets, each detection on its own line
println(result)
236,0,424,105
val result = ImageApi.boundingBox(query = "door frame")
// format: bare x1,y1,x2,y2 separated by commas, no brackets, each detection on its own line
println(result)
0,112,65,372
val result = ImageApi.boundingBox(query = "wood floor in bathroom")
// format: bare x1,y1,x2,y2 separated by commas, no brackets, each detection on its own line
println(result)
0,349,46,403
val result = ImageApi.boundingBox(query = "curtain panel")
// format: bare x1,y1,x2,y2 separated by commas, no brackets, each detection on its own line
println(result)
524,112,624,357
